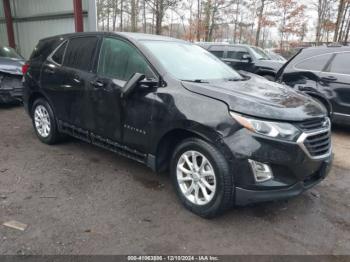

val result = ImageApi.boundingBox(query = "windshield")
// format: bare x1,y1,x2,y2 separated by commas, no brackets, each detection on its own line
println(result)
142,41,243,81
250,46,270,60
0,46,22,59
266,51,286,62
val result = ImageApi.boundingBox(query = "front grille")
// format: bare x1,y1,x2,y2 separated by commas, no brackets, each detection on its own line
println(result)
298,117,328,131
297,117,331,159
303,130,331,157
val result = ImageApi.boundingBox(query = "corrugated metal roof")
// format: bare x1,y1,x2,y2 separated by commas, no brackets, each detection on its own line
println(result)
0,0,96,58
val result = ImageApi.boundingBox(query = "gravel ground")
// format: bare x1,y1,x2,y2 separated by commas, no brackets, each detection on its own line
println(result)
0,105,349,255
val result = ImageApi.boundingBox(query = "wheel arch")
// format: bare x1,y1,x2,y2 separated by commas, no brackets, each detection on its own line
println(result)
153,124,234,173
154,128,204,173
28,91,50,116
305,92,333,116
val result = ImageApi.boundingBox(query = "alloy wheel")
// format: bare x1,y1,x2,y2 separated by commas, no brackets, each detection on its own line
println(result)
176,150,217,205
34,105,51,138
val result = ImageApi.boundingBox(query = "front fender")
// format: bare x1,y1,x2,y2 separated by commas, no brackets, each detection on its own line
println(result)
303,91,333,116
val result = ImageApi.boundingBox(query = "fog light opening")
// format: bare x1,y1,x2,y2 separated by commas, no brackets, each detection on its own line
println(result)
248,160,273,183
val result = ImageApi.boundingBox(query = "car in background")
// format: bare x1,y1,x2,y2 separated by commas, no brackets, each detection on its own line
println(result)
265,49,287,62
276,46,350,125
197,43,285,81
0,46,25,104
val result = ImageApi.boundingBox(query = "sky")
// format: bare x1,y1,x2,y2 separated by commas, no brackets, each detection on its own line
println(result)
163,0,323,42
262,0,319,42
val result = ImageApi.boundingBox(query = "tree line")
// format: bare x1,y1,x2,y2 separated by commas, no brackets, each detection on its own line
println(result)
97,0,350,49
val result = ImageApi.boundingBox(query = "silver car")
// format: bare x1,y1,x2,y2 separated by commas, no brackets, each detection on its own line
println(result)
0,46,25,103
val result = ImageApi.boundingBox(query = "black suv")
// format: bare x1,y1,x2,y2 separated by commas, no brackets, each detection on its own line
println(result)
197,43,285,80
23,32,332,218
277,46,350,125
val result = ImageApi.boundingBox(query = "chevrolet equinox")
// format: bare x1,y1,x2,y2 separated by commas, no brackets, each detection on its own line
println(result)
23,33,333,218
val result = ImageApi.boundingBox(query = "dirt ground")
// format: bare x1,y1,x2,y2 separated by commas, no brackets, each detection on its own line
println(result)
0,105,349,255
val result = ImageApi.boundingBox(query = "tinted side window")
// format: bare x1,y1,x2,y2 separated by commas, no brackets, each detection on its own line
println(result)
51,42,67,65
97,37,154,81
208,45,225,58
295,53,332,71
210,50,224,58
30,38,61,61
64,37,99,71
329,53,350,75
227,47,250,60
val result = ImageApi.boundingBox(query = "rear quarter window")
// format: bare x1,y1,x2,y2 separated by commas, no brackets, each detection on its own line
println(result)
51,42,67,65
30,38,62,62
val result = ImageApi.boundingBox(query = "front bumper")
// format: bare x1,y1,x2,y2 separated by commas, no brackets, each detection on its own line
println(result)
222,126,333,205
235,155,332,205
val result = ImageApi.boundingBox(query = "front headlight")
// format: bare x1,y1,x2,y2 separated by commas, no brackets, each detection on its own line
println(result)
230,112,301,141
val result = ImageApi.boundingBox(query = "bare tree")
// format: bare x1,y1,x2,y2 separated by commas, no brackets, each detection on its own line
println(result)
276,0,306,51
334,0,346,41
131,0,140,32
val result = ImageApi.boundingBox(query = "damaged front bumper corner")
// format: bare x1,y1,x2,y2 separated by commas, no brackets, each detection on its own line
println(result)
0,73,23,103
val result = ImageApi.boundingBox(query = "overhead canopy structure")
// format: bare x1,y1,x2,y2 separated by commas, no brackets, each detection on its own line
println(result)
0,0,97,58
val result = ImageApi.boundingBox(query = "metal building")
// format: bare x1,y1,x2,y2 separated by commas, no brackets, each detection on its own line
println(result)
0,0,97,58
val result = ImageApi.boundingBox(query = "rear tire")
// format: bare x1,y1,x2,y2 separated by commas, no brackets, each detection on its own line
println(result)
170,138,234,218
31,98,62,144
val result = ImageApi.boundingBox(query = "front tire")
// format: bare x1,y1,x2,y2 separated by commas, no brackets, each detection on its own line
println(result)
170,138,234,218
31,98,61,144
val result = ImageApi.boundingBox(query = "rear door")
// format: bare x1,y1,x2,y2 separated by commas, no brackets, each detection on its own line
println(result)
41,36,99,129
283,53,333,87
321,52,350,116
224,46,253,72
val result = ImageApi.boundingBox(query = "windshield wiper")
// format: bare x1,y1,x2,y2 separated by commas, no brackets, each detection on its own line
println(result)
181,79,209,83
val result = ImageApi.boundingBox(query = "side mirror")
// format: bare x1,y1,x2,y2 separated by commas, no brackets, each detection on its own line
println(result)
139,78,158,88
121,73,145,98
242,54,252,63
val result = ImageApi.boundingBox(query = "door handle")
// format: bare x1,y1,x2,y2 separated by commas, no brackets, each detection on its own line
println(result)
321,76,337,82
73,74,82,84
90,80,105,89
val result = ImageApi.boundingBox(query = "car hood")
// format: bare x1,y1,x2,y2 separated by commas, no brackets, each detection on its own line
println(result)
255,59,285,72
0,57,25,75
181,74,326,122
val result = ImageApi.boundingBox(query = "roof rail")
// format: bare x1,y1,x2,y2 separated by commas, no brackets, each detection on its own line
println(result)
327,43,343,47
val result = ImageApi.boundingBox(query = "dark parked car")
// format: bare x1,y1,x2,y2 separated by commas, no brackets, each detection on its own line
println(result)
276,46,350,124
23,33,332,217
0,46,25,103
197,43,285,81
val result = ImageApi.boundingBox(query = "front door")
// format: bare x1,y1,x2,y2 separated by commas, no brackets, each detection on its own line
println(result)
90,37,157,152
321,52,350,116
